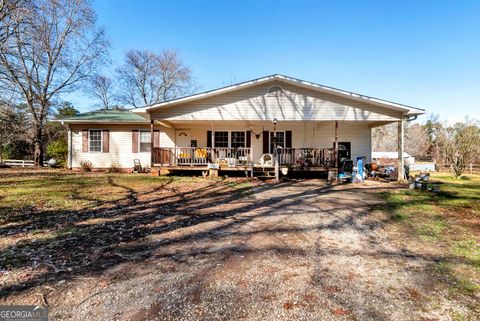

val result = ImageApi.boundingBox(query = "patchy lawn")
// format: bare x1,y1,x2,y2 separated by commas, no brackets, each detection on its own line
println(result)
379,173,480,318
0,169,254,296
0,169,479,320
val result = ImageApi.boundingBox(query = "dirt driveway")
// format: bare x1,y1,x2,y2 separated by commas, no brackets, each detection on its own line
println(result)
3,179,473,320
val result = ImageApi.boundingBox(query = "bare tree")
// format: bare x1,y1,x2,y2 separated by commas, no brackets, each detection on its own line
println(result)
116,49,194,107
373,122,430,158
405,123,429,158
438,119,480,178
89,74,116,109
372,123,397,152
0,0,26,47
0,0,109,166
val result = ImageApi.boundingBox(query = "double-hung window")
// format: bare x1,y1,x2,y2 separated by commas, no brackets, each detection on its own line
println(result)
139,130,151,152
89,130,102,152
213,131,246,148
270,131,285,153
214,131,229,148
230,131,246,148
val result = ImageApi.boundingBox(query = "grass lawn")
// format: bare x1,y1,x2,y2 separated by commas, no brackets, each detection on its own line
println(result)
379,173,480,306
0,168,255,296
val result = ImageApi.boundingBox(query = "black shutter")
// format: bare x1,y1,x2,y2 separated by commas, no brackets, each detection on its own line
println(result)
285,131,292,148
246,131,251,148
262,131,269,154
207,130,212,147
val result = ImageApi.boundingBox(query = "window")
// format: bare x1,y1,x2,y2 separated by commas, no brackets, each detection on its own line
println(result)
270,131,285,153
267,85,284,97
230,131,246,148
89,129,102,152
139,130,151,153
214,131,229,147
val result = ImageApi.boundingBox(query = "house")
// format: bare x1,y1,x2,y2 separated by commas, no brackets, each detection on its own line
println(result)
60,74,425,180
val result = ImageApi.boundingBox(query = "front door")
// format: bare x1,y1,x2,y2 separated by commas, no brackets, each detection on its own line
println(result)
334,141,351,167
175,129,191,147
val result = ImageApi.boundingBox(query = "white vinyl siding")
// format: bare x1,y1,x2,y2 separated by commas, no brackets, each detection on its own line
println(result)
70,124,174,169
151,82,404,122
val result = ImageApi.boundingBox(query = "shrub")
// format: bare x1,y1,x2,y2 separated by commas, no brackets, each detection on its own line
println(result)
1,140,32,160
109,163,121,173
47,139,68,167
80,160,93,172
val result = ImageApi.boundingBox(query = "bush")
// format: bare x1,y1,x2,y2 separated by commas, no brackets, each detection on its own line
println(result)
1,140,32,160
46,139,68,167
80,160,93,172
109,163,120,173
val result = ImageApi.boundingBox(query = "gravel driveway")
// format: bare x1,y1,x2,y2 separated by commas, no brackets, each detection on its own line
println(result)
36,179,473,320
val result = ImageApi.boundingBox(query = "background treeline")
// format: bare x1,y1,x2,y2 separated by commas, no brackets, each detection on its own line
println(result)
0,0,195,166
372,115,480,177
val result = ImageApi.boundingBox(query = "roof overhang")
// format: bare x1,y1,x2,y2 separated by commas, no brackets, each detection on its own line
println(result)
132,74,426,116
54,120,150,125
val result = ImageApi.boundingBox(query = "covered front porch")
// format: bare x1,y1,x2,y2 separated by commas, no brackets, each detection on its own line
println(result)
147,119,381,178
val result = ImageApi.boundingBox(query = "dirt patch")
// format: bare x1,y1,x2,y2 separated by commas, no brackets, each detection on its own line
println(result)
1,175,478,320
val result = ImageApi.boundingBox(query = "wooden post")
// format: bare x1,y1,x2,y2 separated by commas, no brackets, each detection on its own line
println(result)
334,121,339,168
470,163,473,174
397,119,405,182
275,155,280,181
150,120,154,167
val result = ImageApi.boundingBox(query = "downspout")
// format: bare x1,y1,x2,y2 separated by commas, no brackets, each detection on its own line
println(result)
64,121,73,170
406,115,418,122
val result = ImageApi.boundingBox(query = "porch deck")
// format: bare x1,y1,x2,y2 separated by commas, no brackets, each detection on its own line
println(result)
152,147,337,177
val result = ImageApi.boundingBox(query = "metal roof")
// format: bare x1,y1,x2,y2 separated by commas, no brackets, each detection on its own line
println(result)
58,109,149,124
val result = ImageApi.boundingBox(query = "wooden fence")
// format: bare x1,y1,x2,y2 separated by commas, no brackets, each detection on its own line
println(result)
437,163,480,174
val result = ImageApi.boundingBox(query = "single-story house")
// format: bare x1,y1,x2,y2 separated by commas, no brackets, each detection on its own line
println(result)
59,74,425,180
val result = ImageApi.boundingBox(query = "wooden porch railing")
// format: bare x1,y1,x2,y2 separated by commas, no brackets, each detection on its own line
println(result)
153,147,252,166
276,148,336,167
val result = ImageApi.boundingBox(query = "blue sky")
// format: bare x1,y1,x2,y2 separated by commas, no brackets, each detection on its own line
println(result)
71,0,480,121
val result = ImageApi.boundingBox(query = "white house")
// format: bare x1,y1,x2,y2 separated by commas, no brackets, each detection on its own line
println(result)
60,74,425,180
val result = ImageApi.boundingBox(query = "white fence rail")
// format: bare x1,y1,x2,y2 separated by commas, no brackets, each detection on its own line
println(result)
1,159,35,167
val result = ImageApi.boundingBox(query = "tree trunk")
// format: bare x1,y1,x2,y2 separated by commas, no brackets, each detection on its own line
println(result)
33,125,44,167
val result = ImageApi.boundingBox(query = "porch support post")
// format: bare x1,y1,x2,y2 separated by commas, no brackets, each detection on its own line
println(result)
397,119,405,182
150,119,154,167
334,121,339,168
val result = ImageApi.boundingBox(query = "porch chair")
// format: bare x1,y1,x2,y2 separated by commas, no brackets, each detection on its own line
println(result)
133,159,142,173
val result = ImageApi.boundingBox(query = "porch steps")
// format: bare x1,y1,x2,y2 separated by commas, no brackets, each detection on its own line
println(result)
252,166,276,179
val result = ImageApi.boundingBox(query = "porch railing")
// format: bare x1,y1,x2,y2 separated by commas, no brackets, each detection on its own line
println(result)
276,148,336,167
153,147,252,166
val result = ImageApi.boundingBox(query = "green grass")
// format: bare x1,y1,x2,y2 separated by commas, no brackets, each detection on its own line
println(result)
379,173,480,298
0,170,211,217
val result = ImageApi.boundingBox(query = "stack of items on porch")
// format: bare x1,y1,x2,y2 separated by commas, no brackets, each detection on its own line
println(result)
337,156,367,183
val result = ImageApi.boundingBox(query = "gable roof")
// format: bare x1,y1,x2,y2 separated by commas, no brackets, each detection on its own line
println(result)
133,74,425,116
58,109,149,124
